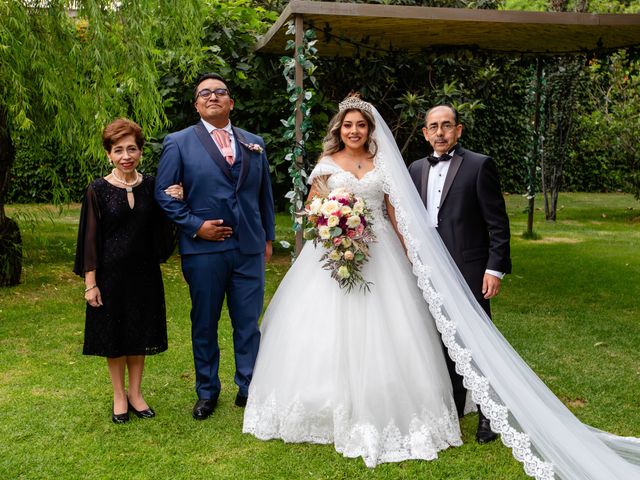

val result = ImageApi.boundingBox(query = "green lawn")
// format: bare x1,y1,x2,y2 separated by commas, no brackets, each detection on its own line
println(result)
1,193,638,480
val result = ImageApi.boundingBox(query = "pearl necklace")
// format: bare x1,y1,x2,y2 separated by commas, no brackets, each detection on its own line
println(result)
111,168,140,191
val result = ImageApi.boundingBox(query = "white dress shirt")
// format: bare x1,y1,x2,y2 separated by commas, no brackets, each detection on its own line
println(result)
426,156,450,229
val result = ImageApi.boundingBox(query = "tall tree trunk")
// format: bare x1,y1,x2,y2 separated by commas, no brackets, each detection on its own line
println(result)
0,105,22,286
527,58,543,237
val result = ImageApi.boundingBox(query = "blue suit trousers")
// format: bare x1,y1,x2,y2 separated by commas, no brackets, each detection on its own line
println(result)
181,249,264,399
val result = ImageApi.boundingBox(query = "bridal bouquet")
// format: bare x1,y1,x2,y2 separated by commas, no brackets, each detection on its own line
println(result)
303,187,376,293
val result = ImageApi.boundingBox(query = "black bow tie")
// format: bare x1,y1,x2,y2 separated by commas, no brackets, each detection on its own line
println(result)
427,153,452,166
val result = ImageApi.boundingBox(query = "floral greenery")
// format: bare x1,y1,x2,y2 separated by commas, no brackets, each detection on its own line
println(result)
280,22,318,230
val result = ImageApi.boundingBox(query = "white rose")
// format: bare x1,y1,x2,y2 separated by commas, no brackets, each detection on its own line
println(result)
320,200,341,217
318,226,331,239
327,215,340,227
340,205,352,215
328,250,341,261
341,237,352,248
352,201,365,214
346,215,362,228
308,197,323,215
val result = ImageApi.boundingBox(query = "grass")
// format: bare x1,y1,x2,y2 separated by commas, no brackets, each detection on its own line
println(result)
1,192,638,480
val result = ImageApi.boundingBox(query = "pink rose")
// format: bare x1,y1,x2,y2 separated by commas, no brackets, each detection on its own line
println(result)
347,230,356,238
333,237,342,246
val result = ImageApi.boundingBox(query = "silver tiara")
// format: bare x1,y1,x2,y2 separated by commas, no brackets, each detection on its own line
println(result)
338,96,373,113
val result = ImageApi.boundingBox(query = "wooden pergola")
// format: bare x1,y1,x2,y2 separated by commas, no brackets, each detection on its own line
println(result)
257,1,640,56
256,1,640,250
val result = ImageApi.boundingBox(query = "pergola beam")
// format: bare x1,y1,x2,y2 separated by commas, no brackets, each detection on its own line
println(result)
256,1,640,57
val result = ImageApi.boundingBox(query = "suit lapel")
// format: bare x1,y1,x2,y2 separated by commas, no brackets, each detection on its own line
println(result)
194,122,234,182
439,147,463,208
420,159,430,205
233,127,250,189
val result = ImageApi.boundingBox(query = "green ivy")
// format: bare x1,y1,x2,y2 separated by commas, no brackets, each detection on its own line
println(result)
280,22,318,230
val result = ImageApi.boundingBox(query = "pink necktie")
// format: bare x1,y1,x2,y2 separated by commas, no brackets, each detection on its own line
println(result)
212,129,234,165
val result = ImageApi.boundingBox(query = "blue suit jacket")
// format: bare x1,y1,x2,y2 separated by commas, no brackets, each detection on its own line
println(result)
155,122,275,255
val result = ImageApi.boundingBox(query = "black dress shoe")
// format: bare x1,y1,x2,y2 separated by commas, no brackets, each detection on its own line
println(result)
192,398,217,420
112,411,129,424
128,400,156,418
476,417,498,444
235,393,248,407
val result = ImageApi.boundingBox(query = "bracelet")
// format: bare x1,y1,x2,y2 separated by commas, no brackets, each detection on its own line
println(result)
84,284,97,293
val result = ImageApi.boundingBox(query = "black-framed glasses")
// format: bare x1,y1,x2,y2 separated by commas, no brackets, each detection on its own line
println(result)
197,88,229,99
425,123,456,134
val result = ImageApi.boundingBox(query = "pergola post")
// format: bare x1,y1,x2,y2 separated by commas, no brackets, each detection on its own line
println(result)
294,13,305,255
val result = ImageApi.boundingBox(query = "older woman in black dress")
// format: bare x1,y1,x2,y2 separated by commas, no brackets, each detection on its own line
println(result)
74,119,177,423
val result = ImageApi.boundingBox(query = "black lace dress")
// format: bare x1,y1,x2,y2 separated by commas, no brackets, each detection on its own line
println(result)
74,176,175,357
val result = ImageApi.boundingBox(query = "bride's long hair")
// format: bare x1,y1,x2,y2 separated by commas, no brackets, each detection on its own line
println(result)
320,94,378,159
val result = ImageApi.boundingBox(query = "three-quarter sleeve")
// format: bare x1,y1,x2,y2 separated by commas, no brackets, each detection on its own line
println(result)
153,202,177,264
73,184,101,277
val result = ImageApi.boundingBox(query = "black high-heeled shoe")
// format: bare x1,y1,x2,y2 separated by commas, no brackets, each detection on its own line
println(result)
128,399,155,418
112,403,129,424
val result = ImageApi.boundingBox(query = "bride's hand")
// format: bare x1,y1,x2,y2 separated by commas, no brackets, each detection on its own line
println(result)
165,183,184,201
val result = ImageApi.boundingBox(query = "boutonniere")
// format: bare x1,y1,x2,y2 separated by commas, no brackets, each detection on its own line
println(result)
240,141,263,154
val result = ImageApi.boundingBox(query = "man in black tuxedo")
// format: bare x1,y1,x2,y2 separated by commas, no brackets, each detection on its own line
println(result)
408,104,511,444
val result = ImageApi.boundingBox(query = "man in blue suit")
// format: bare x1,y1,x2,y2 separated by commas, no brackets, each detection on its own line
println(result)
155,73,275,420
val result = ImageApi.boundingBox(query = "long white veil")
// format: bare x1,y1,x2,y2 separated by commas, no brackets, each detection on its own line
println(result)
370,106,640,479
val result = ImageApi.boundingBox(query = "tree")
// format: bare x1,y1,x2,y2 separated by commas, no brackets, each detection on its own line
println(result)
572,50,640,199
539,56,586,221
0,0,206,286
536,0,589,221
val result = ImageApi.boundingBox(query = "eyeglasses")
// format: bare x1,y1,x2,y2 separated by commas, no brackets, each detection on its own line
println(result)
197,88,229,99
425,123,457,134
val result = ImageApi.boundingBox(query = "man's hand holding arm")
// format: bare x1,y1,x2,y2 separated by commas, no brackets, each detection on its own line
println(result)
196,220,233,241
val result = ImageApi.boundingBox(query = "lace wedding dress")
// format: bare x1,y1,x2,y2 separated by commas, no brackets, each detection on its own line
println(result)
245,106,640,478
243,157,462,467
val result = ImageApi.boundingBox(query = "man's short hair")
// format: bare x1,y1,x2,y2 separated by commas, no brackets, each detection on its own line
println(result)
194,73,230,99
425,104,459,125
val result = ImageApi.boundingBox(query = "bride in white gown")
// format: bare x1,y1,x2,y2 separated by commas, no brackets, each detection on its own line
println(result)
243,95,640,478
243,99,462,467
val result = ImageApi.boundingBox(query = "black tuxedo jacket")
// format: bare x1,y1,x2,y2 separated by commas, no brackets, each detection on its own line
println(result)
408,145,511,313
